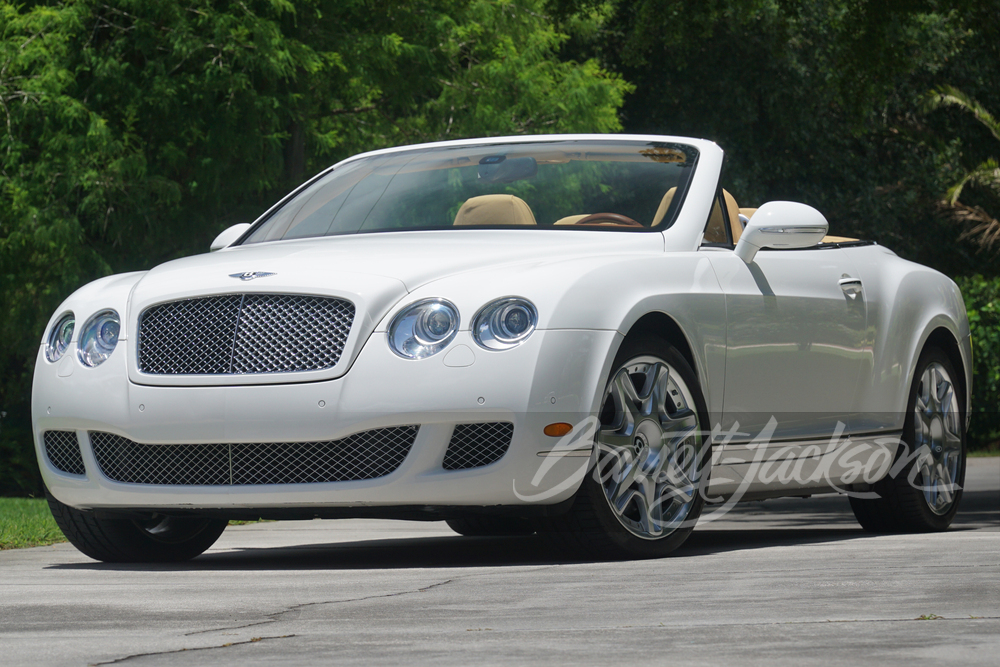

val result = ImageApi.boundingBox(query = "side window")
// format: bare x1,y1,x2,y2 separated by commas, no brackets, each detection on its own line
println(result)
701,190,733,246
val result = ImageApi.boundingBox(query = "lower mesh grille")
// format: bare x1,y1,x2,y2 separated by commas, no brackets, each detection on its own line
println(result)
44,431,85,476
90,427,418,486
443,422,514,470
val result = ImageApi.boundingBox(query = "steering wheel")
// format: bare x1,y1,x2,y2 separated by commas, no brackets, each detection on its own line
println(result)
573,213,644,228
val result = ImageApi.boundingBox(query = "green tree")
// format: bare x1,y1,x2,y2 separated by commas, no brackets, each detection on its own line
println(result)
0,0,629,495
924,85,1000,252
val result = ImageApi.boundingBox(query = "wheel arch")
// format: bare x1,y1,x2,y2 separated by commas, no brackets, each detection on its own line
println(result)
913,323,972,424
609,307,722,424
621,311,698,375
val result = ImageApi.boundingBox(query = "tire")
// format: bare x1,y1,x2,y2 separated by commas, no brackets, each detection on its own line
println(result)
849,346,966,532
540,336,710,559
446,516,536,537
46,489,228,563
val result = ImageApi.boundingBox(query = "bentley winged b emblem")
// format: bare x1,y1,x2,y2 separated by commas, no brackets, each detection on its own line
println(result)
229,271,276,281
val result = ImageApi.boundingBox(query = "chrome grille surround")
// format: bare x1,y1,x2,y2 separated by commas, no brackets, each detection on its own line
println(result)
443,422,514,470
44,430,86,476
137,294,355,375
90,427,419,486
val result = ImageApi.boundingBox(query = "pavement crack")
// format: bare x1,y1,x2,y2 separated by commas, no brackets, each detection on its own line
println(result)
184,578,454,637
87,634,296,666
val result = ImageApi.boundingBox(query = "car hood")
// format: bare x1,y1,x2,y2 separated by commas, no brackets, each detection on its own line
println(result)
124,229,661,386
131,229,661,299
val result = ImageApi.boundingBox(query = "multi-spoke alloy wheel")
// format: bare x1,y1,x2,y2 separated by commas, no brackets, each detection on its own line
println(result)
595,356,702,539
541,337,709,559
849,346,966,533
912,362,963,515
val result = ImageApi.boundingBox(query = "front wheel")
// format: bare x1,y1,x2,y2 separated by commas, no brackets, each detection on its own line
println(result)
541,336,710,559
849,346,966,532
47,490,228,562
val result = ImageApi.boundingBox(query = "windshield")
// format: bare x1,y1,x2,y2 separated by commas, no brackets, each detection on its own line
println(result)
242,140,698,244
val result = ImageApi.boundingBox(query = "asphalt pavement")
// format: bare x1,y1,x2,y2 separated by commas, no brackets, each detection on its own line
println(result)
2,457,997,666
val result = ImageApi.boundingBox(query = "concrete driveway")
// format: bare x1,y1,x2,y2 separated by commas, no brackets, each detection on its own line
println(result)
2,457,997,666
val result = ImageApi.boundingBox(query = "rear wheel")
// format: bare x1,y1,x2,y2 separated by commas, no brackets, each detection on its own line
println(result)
46,490,228,562
849,346,966,532
541,336,710,559
446,516,536,537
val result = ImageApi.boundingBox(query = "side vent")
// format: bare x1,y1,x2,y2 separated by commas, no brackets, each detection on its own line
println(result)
44,431,85,476
443,422,514,470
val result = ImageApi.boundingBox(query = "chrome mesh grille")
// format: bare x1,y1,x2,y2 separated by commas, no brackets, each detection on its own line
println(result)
44,430,85,476
443,422,514,470
137,294,355,375
89,427,418,486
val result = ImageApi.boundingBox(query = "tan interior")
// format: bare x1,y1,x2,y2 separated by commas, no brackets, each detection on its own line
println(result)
723,190,741,243
651,187,678,227
553,214,590,226
453,195,537,226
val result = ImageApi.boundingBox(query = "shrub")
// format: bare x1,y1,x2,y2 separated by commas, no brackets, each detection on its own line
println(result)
956,275,1000,450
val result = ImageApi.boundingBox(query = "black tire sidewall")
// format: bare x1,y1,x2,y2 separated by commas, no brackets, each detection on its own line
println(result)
582,336,710,558
896,346,967,530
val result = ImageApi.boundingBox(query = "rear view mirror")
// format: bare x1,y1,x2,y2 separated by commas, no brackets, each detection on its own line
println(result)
734,201,828,264
478,156,538,184
210,223,251,252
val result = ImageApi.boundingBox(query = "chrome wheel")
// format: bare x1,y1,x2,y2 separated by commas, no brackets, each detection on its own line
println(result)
912,362,963,515
595,356,704,539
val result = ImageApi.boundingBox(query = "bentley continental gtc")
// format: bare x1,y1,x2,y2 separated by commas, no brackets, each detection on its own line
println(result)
33,135,972,561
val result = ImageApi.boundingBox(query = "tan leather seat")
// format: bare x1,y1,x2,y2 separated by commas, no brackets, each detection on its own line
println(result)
552,214,590,226
724,190,742,243
651,187,678,226
704,189,742,243
453,195,537,226
556,186,679,227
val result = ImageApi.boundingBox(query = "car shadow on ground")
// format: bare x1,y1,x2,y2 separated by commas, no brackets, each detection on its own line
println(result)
45,525,877,573
45,488,996,572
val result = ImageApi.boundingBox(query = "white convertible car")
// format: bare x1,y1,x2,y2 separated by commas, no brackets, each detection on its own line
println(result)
33,135,972,562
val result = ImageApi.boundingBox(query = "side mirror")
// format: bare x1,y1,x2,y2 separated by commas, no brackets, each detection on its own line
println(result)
210,223,251,252
734,201,828,264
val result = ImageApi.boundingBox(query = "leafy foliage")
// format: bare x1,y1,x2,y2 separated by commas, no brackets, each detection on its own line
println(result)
0,0,629,495
1,0,998,494
956,275,1000,448
924,85,1000,251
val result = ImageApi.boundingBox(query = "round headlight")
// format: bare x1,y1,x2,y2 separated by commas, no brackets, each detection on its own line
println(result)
45,313,75,363
473,297,538,350
77,310,121,367
389,299,459,359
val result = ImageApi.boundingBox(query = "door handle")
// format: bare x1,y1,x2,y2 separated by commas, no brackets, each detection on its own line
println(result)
838,277,863,299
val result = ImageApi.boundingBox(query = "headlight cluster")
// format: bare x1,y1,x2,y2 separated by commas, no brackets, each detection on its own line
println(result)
472,298,537,350
389,296,537,359
44,309,120,367
45,314,75,362
389,299,460,359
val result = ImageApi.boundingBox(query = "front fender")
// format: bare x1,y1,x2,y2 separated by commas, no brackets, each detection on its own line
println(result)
396,251,727,419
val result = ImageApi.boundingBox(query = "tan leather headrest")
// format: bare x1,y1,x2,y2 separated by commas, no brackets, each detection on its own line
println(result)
453,195,537,226
723,190,741,243
651,187,678,226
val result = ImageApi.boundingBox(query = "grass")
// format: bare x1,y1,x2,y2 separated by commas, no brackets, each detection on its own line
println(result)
0,497,66,550
0,498,265,551
969,441,1000,457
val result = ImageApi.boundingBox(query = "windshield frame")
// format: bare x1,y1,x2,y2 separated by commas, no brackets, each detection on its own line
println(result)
236,137,701,246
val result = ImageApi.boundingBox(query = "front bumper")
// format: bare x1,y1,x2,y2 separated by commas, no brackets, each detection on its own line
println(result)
33,329,620,512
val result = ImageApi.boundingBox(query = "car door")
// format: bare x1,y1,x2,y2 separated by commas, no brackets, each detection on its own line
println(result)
707,245,869,444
